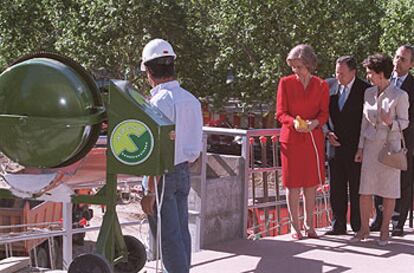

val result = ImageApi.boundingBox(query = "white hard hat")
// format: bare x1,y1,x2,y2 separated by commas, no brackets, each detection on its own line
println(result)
140,38,176,71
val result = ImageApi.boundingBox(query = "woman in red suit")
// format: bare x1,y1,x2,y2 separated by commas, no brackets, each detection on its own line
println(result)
276,44,329,239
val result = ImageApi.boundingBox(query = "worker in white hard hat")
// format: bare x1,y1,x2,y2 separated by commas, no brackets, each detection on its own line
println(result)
140,38,203,273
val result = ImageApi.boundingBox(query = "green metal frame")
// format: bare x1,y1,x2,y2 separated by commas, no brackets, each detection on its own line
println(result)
72,173,128,266
71,80,174,269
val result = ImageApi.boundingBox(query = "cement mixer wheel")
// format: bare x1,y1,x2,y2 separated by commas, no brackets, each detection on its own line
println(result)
114,235,147,273
34,245,49,268
68,253,112,273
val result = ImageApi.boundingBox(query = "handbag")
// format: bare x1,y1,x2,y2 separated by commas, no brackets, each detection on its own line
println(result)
378,122,408,171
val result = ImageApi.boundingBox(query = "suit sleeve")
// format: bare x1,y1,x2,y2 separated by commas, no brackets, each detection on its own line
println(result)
390,91,409,131
358,92,369,149
403,74,414,126
316,80,330,126
275,77,295,127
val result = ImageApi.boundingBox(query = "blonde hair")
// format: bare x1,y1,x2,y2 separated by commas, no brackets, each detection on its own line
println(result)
286,44,318,72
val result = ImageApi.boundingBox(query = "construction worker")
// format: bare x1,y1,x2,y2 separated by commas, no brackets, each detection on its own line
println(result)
140,38,203,273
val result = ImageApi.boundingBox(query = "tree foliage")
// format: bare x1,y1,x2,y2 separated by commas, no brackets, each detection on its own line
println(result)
202,0,384,109
0,0,58,65
0,0,410,109
379,0,414,55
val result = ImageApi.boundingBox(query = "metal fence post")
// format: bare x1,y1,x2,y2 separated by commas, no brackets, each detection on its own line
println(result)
259,136,269,236
271,135,281,235
241,135,249,239
62,202,73,270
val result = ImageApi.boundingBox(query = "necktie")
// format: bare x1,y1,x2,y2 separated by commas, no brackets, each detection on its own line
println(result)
338,85,347,111
396,77,403,88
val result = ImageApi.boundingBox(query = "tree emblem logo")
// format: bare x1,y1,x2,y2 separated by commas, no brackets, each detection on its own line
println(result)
110,119,154,165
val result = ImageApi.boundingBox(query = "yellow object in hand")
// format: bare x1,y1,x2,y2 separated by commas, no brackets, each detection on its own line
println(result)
295,116,308,130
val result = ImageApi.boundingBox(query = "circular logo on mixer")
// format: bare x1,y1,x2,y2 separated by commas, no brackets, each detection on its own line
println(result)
110,119,154,165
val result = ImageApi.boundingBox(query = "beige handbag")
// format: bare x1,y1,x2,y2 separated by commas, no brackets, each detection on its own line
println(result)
378,122,408,171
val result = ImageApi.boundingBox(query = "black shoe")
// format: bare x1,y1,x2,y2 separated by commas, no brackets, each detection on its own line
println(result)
391,228,404,237
369,223,381,232
325,229,347,235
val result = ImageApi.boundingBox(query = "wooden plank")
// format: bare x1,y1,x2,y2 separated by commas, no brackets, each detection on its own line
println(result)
0,256,30,273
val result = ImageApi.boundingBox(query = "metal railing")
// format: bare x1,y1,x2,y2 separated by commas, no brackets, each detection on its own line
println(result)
203,126,331,239
0,219,148,270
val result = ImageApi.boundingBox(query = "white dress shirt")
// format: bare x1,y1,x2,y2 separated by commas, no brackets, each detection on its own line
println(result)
150,80,203,165
392,72,408,88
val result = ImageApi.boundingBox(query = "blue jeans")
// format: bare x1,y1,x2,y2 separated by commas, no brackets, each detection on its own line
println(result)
147,162,191,273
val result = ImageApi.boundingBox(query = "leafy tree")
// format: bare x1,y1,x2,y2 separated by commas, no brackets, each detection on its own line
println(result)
0,0,396,112
52,1,193,90
379,0,414,55
0,0,58,67
201,0,384,109
0,1,213,98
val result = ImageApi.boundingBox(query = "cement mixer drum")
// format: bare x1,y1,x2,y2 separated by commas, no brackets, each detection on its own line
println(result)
0,52,105,168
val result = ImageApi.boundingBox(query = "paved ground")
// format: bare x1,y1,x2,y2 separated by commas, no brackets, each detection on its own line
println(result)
17,226,414,273
143,227,414,273
14,221,414,273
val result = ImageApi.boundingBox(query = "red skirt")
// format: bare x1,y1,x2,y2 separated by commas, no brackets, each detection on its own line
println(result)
280,133,325,188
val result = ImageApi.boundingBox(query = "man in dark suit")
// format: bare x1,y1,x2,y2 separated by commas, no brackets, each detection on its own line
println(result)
370,45,414,236
325,56,370,235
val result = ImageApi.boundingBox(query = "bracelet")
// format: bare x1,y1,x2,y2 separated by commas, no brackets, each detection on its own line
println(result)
145,192,156,197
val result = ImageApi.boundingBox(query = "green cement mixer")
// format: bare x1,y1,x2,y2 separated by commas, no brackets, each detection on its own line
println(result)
0,52,175,272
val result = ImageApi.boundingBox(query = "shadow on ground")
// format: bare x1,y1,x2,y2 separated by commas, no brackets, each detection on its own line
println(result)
194,230,414,273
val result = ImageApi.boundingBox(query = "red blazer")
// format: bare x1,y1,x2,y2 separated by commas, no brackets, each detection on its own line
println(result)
276,75,329,143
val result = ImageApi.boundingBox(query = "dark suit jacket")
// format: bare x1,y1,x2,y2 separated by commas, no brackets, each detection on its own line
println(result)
329,77,371,157
400,73,414,147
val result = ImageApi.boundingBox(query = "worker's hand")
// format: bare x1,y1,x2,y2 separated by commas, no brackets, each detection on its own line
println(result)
354,148,363,162
307,119,319,131
327,132,341,147
141,195,156,215
169,130,176,140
